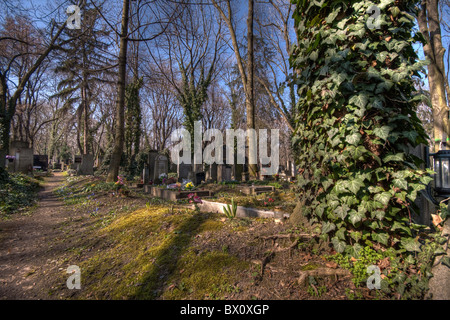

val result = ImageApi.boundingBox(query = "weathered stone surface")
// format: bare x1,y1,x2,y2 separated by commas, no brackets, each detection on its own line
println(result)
197,200,288,219
77,154,94,175
8,141,33,174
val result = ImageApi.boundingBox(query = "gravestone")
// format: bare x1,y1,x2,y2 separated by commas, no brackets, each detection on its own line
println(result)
148,150,159,182
217,164,232,182
78,154,94,175
195,172,206,185
143,165,150,184
209,163,218,182
33,155,48,171
73,155,82,171
178,163,192,182
154,154,168,181
8,141,33,174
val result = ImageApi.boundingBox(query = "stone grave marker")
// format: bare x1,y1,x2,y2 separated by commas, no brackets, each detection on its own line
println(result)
33,155,48,171
78,154,94,175
154,154,168,181
217,164,233,182
178,163,192,182
143,164,150,184
148,150,159,182
8,141,33,174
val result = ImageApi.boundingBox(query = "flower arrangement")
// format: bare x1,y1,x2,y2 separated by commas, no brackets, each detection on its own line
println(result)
188,193,202,211
184,181,194,190
115,176,125,187
114,176,129,196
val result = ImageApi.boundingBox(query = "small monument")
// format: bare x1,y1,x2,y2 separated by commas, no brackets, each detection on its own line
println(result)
8,141,33,174
78,154,94,175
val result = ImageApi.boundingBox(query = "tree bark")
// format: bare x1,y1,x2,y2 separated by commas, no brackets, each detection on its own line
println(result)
246,0,258,179
106,0,130,182
418,0,449,152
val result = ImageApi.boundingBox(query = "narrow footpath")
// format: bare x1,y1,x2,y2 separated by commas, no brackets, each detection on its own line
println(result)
0,173,70,299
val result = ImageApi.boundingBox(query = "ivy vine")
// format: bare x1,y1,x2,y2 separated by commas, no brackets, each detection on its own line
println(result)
290,0,436,257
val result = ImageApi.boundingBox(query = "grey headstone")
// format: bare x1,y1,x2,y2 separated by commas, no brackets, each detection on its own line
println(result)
9,141,33,174
178,163,192,182
78,154,94,175
143,165,150,184
154,154,168,181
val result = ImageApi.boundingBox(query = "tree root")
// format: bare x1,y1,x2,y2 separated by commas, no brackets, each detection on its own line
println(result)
298,268,351,287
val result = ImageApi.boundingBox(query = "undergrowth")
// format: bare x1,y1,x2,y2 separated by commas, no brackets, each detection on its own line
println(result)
0,169,41,216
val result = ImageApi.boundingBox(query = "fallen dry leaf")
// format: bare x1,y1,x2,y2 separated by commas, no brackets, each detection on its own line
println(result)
432,214,443,226
326,262,338,269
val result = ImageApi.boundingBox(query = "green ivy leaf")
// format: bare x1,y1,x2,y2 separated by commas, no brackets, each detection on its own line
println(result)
371,232,389,246
373,126,392,141
331,237,346,253
322,221,336,234
349,93,369,109
334,204,350,220
374,192,392,206
346,133,362,146
393,178,408,190
401,237,421,252
383,153,405,162
349,209,365,226
346,178,365,194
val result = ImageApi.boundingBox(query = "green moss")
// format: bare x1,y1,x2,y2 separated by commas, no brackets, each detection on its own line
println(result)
199,219,224,233
73,205,248,300
162,250,249,300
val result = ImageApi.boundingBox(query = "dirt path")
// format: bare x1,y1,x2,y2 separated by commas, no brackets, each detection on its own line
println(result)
0,173,70,300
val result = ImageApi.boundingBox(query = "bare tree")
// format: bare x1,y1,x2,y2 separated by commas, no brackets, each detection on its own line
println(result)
0,13,67,168
212,0,258,179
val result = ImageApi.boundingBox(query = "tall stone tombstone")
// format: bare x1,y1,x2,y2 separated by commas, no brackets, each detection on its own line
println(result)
153,154,168,181
9,141,33,174
210,163,218,182
143,164,150,184
178,163,192,182
148,150,159,182
78,154,94,175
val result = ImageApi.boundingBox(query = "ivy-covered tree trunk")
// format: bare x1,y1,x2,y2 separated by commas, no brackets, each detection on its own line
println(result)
290,0,432,256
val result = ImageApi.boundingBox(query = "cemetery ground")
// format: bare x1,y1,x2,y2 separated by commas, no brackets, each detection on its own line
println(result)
1,172,448,300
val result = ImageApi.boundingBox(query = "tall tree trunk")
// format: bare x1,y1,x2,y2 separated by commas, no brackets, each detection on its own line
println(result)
246,0,257,179
212,0,257,179
418,0,449,152
106,0,130,182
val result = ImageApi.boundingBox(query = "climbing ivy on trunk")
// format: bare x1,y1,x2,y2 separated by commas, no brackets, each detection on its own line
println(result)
290,0,434,256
